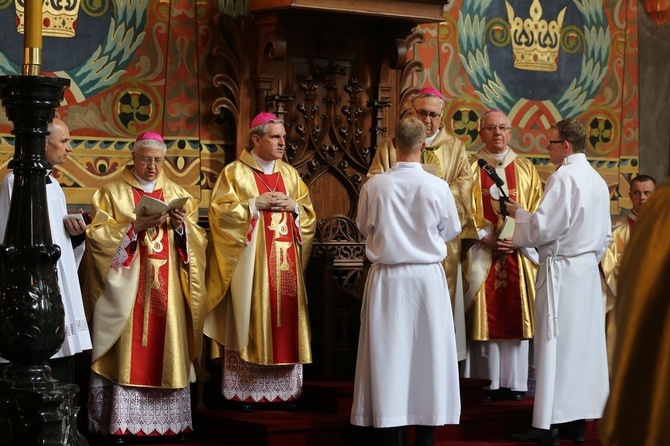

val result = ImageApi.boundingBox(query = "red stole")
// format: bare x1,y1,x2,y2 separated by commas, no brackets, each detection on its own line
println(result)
254,171,301,364
129,188,171,386
481,163,523,339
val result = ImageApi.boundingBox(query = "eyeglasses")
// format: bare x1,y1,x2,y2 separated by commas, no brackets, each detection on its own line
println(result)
547,140,565,146
481,124,511,132
414,109,442,120
137,156,165,165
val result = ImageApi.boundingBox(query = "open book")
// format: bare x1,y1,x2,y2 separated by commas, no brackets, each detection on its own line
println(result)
133,195,189,215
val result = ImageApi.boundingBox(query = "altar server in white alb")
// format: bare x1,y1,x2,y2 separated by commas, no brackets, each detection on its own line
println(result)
507,118,611,446
0,117,91,383
351,116,462,446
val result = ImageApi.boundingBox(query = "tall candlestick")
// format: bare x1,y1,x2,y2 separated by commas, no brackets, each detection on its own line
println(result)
23,0,43,75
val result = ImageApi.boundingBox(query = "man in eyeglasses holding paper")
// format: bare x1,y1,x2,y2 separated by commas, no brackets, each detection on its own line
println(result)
368,87,476,362
462,110,543,402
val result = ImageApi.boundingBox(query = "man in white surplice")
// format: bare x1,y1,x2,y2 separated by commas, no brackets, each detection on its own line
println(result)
351,116,462,446
0,117,91,383
507,118,611,446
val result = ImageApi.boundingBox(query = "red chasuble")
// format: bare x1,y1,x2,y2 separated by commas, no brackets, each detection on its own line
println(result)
481,163,523,339
254,172,302,364
128,188,172,386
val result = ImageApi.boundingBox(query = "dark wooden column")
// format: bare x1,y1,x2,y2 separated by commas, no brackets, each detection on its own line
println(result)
0,75,84,445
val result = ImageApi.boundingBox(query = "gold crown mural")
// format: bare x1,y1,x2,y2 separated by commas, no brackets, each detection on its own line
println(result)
505,0,566,72
15,0,81,39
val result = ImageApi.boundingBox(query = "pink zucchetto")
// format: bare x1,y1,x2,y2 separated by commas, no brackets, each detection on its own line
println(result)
133,131,166,152
416,87,445,100
250,111,279,129
136,131,165,143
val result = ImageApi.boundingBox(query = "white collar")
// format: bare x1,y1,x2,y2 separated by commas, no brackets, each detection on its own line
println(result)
562,153,586,166
132,170,157,192
483,146,509,166
251,152,276,174
425,129,440,145
393,161,423,170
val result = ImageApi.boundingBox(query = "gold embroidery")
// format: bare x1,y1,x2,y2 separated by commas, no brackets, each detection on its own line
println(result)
268,212,291,327
493,258,508,290
140,229,167,345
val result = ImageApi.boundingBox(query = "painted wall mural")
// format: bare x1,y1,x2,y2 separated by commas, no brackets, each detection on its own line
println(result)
406,0,638,212
0,0,238,205
0,0,638,214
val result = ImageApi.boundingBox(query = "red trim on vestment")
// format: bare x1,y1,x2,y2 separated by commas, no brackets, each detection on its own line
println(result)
253,172,301,363
129,188,171,386
481,162,524,339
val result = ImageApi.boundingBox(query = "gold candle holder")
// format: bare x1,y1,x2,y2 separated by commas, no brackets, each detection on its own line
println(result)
22,0,43,75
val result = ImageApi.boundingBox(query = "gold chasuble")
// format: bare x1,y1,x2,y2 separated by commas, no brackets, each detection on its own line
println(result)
205,149,316,366
466,152,543,341
600,182,670,446
368,126,476,304
600,214,634,374
82,167,208,389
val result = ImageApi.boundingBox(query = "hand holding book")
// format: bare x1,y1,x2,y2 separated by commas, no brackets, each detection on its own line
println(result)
497,216,515,240
133,195,189,216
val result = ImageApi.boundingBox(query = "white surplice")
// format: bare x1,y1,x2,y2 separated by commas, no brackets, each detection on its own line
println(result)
351,162,462,428
0,172,92,360
512,153,611,429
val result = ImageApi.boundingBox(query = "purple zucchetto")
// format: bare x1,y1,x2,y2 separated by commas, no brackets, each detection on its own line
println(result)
136,131,165,143
250,111,279,129
417,87,445,100
133,131,167,152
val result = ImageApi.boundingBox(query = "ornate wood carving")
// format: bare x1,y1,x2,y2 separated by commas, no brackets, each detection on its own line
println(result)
312,215,366,291
211,13,256,166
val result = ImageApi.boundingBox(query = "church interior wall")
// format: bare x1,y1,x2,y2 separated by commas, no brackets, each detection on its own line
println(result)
0,0,666,218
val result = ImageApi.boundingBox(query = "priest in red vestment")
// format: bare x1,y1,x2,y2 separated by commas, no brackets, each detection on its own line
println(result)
462,110,543,401
82,132,208,442
205,112,316,408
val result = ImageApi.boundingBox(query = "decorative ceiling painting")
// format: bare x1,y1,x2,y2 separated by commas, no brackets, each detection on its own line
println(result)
407,0,638,212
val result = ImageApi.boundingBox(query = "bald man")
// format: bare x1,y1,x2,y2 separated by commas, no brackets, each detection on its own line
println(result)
0,117,92,383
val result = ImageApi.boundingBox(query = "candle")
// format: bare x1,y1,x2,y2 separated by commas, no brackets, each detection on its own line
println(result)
24,0,42,50
23,0,43,75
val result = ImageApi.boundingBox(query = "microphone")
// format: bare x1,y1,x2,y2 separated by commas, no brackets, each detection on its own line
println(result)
478,158,509,217
478,158,505,188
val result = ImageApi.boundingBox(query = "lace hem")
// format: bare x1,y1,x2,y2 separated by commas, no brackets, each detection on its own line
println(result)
88,374,192,436
222,350,303,403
